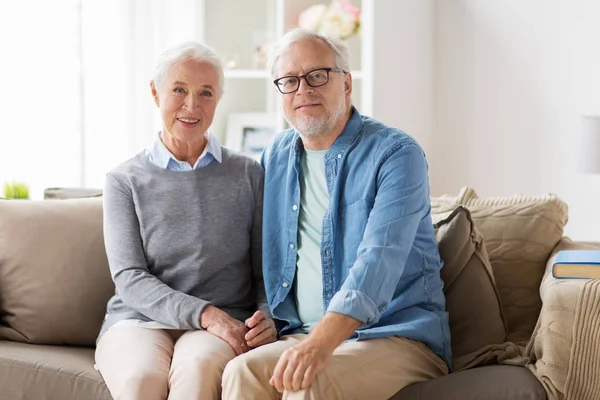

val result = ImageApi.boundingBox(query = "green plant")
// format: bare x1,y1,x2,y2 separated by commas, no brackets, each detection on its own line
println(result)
4,181,30,199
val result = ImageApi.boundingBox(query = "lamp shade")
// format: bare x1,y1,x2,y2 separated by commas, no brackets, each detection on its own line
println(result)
580,115,600,174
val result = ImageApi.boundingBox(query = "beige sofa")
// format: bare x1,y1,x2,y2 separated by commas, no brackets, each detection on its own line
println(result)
0,187,598,400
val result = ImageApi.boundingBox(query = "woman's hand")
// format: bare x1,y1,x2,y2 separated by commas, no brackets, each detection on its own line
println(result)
200,305,249,355
245,310,278,348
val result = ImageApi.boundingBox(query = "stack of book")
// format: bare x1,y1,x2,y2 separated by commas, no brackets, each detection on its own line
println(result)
552,250,600,279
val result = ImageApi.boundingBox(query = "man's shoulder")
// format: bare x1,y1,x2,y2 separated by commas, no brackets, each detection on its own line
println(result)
270,128,298,149
263,128,298,161
358,115,422,153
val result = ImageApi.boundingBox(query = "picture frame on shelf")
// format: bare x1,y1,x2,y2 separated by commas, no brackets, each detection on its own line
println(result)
225,112,278,160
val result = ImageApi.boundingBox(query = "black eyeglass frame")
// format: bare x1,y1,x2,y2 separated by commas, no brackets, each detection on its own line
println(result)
273,67,347,94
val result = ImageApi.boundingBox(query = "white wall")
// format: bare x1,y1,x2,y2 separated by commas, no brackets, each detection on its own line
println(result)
432,0,600,241
371,0,435,156
0,1,83,199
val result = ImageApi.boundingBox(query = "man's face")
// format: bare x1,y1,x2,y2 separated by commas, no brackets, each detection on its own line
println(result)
274,39,351,137
150,59,220,143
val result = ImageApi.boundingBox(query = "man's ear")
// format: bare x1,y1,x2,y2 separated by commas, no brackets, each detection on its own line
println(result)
344,72,352,95
150,81,160,106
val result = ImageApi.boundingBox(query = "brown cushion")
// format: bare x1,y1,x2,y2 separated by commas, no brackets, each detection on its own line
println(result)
0,340,111,400
0,199,114,346
435,206,507,368
391,365,547,400
431,187,568,344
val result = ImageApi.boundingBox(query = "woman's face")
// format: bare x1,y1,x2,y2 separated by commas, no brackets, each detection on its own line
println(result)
151,59,220,142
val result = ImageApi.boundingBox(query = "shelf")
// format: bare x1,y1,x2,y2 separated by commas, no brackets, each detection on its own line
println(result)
224,69,363,79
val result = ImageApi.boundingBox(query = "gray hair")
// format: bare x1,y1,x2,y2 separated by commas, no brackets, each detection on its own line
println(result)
152,41,224,97
268,28,351,78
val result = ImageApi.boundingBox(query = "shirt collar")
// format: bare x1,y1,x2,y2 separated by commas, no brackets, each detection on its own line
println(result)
148,131,222,169
203,131,223,164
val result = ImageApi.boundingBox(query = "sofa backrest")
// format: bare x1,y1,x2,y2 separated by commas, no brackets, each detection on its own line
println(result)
0,198,114,346
431,187,569,344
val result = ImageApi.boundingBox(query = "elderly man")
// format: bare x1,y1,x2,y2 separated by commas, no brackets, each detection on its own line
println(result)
223,28,451,400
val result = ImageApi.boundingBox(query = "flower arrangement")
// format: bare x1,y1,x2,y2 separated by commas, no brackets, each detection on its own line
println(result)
298,1,361,40
3,181,29,199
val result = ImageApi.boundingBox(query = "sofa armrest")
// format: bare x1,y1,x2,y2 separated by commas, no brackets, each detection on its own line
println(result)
577,241,600,248
525,237,600,400
540,238,600,297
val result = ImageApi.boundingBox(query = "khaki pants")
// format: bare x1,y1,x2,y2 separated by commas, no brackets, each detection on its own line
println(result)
222,334,448,400
95,326,235,400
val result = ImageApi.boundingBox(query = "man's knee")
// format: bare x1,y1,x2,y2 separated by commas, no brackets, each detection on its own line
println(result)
283,370,339,400
222,353,253,384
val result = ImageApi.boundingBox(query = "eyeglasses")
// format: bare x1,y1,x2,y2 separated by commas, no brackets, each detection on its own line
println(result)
273,67,346,94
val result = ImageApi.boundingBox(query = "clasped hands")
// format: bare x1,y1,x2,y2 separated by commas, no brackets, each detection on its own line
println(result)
200,306,277,355
201,305,332,392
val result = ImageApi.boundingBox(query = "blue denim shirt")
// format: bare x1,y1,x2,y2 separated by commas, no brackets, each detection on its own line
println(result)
262,108,452,367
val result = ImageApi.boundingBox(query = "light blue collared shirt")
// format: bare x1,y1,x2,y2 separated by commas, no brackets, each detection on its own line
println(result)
145,131,222,170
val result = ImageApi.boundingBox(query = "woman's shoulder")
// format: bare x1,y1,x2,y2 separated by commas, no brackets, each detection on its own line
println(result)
107,151,150,180
220,147,263,174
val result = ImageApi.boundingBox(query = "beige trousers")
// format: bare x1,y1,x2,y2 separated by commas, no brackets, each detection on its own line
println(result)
223,334,448,400
222,334,448,400
95,326,235,400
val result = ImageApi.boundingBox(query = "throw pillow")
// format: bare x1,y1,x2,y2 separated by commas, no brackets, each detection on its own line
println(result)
435,206,507,368
431,187,568,344
0,198,114,346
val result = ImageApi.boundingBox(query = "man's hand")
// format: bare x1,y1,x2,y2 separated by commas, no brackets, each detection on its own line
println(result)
269,338,332,392
200,305,249,355
245,310,278,348
269,312,362,392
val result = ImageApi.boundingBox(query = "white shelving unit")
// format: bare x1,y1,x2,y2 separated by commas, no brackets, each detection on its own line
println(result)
198,0,373,152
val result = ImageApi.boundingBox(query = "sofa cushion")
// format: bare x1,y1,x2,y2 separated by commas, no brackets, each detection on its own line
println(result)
0,199,114,346
391,365,547,400
431,187,568,344
0,340,112,400
435,206,506,369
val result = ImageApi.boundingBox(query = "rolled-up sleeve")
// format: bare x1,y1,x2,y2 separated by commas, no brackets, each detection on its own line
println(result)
327,143,430,327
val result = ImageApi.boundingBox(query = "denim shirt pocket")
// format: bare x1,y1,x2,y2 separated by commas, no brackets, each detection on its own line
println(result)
340,197,374,218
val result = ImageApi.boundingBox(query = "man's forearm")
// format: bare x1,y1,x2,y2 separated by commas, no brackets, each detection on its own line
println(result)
307,312,361,353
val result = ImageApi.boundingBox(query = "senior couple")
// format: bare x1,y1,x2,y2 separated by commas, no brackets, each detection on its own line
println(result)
96,28,451,400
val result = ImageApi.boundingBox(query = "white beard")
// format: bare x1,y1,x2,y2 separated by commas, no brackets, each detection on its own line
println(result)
287,98,348,138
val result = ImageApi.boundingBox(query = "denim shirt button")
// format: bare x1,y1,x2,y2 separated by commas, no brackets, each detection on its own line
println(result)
289,243,295,249
337,154,342,158
292,205,298,211
282,282,289,288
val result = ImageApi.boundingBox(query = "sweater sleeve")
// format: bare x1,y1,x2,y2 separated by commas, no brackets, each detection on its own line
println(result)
103,172,209,329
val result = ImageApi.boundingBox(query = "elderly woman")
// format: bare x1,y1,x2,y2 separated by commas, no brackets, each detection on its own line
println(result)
94,41,277,400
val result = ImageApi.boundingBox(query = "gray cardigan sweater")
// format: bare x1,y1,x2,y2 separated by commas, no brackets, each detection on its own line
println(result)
98,149,266,338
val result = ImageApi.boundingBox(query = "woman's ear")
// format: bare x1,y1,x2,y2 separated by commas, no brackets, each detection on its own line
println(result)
150,81,160,106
